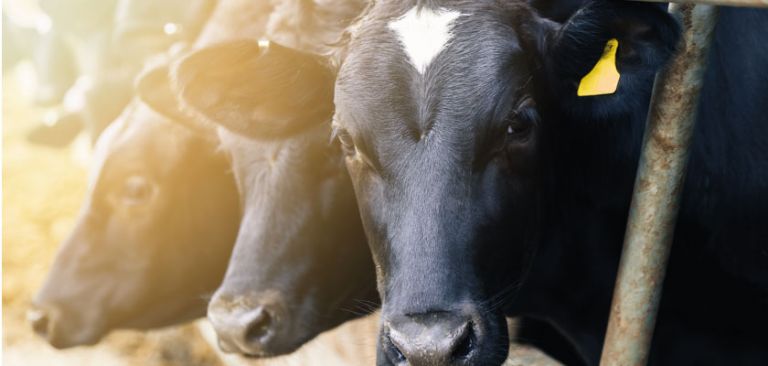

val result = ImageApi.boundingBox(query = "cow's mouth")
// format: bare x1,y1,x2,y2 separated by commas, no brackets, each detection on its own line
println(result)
28,303,108,349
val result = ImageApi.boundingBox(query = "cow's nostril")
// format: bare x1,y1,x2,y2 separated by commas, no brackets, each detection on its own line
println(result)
28,308,50,338
386,312,478,364
244,307,273,345
451,324,475,360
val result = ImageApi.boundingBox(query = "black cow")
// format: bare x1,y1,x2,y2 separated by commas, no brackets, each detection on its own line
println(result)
28,0,262,349
30,100,240,349
143,40,379,357
132,0,383,357
327,1,768,365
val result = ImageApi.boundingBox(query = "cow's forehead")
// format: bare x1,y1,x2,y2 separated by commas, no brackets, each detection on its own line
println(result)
336,1,531,134
90,102,192,189
343,2,522,69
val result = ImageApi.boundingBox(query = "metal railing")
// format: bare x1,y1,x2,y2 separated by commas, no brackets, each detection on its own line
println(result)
599,0,765,365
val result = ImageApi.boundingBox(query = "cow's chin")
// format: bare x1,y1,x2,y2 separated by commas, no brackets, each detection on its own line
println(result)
240,336,313,359
245,301,347,358
39,299,204,349
48,332,103,349
41,314,107,349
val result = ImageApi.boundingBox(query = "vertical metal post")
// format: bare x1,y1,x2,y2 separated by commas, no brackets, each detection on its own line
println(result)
599,4,718,366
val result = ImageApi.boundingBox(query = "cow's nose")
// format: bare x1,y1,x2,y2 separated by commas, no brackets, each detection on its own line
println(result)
28,307,52,338
383,312,476,365
208,297,280,356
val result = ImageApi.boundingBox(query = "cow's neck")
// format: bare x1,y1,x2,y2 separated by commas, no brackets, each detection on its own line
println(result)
510,109,650,361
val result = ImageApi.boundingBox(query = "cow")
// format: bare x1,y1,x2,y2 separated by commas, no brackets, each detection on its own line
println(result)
27,0,265,349
29,99,240,349
132,0,383,358
166,41,379,357
324,1,768,365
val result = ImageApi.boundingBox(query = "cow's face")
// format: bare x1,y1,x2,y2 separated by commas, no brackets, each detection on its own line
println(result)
207,125,375,356
335,3,541,364
151,41,377,357
334,1,678,364
30,102,240,348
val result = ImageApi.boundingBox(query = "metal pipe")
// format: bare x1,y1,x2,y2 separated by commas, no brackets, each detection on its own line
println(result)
637,0,767,8
598,4,718,366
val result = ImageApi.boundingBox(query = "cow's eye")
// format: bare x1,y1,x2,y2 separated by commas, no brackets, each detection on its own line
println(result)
120,176,156,206
505,97,538,142
333,126,356,157
507,120,532,137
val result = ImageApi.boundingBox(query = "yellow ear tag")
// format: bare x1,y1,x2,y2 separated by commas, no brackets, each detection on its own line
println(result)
577,38,620,97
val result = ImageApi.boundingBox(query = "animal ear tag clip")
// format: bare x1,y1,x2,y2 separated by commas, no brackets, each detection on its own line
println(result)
577,38,620,97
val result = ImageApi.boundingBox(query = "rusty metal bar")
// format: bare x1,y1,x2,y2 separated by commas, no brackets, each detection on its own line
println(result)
638,0,767,8
598,4,718,366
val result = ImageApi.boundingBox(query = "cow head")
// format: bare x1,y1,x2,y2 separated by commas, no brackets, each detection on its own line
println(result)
30,100,240,348
333,1,678,365
138,40,378,357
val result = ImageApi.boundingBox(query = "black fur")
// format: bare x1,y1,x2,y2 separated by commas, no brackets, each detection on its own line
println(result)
173,40,336,140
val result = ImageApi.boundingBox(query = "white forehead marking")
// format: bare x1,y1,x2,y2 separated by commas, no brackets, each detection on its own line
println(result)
388,6,462,74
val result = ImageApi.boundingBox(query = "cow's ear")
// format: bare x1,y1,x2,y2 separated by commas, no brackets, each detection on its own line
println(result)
540,0,680,121
171,40,336,140
135,63,217,135
136,64,181,119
